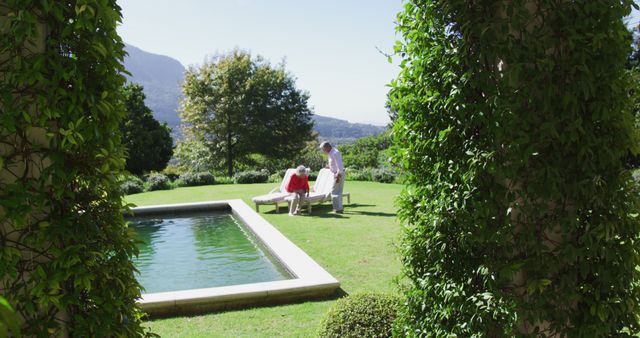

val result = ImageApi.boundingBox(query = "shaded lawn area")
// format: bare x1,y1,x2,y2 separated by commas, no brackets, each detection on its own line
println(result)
125,181,403,338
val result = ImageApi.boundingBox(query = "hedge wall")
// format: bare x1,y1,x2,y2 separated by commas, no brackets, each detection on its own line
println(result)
390,1,640,336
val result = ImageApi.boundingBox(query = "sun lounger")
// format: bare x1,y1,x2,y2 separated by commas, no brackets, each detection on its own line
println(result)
286,168,350,214
252,169,296,213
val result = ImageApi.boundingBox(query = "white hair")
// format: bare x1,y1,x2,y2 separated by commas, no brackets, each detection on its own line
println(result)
296,165,306,174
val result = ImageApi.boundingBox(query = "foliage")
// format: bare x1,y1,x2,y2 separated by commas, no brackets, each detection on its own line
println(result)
268,172,284,183
307,171,318,181
371,168,395,184
145,173,171,191
180,49,314,176
626,28,640,167
316,293,399,338
346,168,373,182
161,165,183,181
297,140,326,171
234,170,269,184
244,153,287,175
0,296,19,338
215,176,235,185
391,1,640,336
0,0,149,336
121,83,173,175
339,133,391,169
346,168,396,184
173,138,217,173
121,175,145,195
176,172,216,187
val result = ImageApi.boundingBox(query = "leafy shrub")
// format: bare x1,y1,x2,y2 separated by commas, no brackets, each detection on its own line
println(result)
371,168,395,183
234,170,269,184
216,176,235,185
162,165,184,181
390,1,640,336
317,293,399,338
268,172,284,183
0,1,148,335
145,173,170,191
120,175,144,195
176,172,216,187
346,168,373,181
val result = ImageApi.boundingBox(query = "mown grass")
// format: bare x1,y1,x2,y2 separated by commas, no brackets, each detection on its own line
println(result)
125,181,403,337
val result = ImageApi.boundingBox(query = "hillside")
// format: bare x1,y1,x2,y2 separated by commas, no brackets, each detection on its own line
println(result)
312,115,385,144
122,43,385,143
123,43,184,127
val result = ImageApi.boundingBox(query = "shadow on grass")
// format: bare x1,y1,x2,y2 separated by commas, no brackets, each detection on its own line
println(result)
147,287,350,320
259,202,395,218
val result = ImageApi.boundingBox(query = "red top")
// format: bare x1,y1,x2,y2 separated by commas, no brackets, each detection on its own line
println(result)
286,174,310,193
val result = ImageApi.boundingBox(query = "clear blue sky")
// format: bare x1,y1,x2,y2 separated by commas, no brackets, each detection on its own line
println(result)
116,1,640,126
116,0,402,126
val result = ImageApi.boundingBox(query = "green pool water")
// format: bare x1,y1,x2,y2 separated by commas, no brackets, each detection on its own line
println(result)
130,211,292,294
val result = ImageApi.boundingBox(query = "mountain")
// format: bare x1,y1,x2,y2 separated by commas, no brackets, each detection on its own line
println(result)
312,115,386,144
123,43,184,127
122,43,385,143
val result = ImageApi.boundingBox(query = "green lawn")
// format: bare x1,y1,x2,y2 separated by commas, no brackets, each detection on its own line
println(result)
125,181,403,338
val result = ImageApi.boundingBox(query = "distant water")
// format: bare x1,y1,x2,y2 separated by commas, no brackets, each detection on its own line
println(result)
130,211,292,294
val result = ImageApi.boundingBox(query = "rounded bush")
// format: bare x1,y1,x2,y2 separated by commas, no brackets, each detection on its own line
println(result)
145,173,170,191
120,176,144,195
317,293,400,338
371,168,396,183
176,172,216,187
234,170,269,184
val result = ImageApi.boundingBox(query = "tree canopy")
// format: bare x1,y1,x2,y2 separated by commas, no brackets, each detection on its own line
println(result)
179,50,314,176
121,83,173,175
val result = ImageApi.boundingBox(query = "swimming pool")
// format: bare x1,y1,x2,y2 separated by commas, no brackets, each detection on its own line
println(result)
127,200,339,316
131,211,293,293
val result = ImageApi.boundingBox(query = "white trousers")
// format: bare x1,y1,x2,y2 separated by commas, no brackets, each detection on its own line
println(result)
331,173,344,211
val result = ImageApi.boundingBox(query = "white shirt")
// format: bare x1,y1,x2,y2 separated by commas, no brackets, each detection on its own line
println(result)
328,148,344,174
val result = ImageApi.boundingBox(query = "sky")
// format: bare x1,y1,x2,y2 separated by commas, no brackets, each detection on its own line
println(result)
116,1,640,126
116,0,402,126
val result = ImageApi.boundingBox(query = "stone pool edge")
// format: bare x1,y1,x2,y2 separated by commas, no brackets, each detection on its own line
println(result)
127,200,340,317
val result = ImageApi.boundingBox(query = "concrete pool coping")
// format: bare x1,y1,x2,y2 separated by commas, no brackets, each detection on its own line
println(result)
127,199,340,316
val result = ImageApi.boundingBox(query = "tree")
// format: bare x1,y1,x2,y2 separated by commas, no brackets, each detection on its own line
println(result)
121,83,173,175
339,132,391,169
390,1,640,336
180,50,314,176
0,1,148,336
174,137,217,172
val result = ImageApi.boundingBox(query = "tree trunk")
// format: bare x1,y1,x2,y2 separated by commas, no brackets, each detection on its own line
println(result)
226,116,233,177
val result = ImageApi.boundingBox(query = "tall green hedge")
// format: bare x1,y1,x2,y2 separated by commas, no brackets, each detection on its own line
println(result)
390,1,640,336
0,1,147,336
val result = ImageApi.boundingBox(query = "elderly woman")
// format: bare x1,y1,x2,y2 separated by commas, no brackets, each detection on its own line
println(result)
286,165,310,216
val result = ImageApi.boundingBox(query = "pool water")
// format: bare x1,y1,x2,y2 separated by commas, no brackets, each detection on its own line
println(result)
130,211,292,294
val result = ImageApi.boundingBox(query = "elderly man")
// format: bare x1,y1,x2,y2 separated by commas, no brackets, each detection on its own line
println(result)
320,141,345,213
